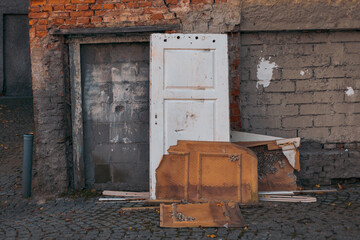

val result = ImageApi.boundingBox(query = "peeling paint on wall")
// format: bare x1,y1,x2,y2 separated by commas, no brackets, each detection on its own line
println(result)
345,86,355,96
256,58,278,88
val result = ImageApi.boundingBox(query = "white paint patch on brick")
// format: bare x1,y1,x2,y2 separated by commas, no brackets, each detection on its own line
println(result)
345,86,355,96
256,58,278,88
300,70,305,76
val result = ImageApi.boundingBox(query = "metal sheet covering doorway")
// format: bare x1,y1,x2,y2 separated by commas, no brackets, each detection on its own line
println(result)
70,36,150,191
3,14,32,96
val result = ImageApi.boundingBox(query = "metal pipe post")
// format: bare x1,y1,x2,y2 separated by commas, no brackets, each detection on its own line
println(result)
22,134,34,198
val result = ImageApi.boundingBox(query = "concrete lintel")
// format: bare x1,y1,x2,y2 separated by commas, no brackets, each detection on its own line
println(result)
51,24,181,36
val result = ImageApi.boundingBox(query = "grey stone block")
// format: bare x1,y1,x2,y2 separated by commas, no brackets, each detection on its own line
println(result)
313,91,344,103
300,104,331,115
282,116,313,128
314,114,345,127
264,80,295,93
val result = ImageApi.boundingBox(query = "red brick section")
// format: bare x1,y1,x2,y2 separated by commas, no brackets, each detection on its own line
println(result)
228,32,241,130
29,0,230,43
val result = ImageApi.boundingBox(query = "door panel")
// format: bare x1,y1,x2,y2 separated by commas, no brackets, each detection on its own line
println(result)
150,34,230,198
81,42,149,191
164,50,215,89
164,100,216,153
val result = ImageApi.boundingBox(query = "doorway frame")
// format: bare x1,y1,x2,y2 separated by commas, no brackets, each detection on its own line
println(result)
69,34,150,189
0,10,29,95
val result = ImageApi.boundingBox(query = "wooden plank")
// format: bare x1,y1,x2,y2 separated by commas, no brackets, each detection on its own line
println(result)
99,198,147,201
51,24,180,35
293,189,337,193
143,199,182,206
261,195,314,199
102,190,150,198
259,191,294,195
259,197,317,203
119,206,159,213
69,42,85,190
259,189,337,195
160,202,246,228
259,195,317,203
234,141,281,150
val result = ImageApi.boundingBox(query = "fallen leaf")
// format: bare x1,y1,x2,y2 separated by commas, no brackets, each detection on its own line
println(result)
338,183,344,190
315,184,320,188
128,227,132,230
40,207,43,210
331,203,336,206
348,202,351,207
210,234,217,238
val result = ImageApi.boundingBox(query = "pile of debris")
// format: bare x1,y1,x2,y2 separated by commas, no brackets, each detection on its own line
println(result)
99,133,337,228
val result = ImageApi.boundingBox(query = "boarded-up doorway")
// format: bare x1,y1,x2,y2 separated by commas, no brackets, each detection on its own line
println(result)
80,42,149,191
3,14,32,96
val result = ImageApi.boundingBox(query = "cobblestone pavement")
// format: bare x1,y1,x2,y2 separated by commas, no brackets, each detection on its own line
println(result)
1,98,359,239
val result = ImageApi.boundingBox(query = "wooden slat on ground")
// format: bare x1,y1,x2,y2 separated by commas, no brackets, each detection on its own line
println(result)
259,195,317,203
102,191,150,198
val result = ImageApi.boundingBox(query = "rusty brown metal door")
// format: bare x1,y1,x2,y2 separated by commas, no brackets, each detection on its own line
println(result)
80,42,150,191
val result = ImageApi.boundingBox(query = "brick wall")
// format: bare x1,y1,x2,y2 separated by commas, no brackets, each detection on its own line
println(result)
240,31,360,185
29,0,240,43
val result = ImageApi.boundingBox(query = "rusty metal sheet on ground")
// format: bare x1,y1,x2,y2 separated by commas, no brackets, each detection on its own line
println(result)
156,141,258,204
160,202,246,228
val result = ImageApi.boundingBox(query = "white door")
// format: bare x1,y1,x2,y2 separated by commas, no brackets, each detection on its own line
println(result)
150,34,230,199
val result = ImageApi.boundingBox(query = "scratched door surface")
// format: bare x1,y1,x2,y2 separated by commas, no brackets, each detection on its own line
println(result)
150,34,230,198
81,43,149,191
